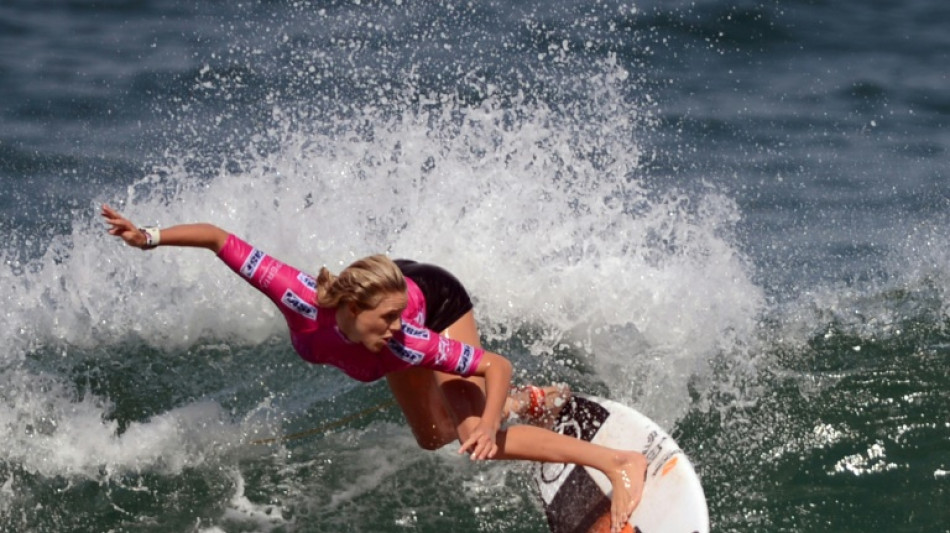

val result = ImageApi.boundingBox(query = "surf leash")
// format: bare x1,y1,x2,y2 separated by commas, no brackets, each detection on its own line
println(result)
247,397,398,446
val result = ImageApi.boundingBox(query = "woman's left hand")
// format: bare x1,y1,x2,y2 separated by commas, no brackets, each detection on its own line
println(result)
458,419,500,460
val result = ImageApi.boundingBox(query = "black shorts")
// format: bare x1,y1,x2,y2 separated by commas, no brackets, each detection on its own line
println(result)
395,259,474,333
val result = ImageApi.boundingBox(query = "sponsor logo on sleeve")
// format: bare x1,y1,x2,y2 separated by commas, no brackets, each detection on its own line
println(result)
260,262,281,289
297,272,317,291
281,289,318,320
387,341,424,365
240,248,266,278
455,344,475,374
435,337,450,366
401,323,430,340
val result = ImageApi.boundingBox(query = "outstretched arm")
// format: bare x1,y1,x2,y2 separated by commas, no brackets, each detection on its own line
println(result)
101,204,228,253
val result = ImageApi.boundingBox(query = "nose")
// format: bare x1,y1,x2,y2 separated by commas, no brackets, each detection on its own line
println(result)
389,317,402,332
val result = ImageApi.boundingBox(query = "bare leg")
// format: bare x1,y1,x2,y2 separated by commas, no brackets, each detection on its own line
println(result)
388,361,569,448
385,308,491,450
432,310,493,438
492,425,647,533
389,309,572,445
386,367,457,450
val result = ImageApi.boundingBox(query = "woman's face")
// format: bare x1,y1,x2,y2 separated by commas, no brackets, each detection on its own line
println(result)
343,291,408,352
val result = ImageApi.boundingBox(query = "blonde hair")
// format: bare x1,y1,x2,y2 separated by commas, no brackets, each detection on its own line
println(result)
316,254,406,309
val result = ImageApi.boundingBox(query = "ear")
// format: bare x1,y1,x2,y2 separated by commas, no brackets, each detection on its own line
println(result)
346,300,362,317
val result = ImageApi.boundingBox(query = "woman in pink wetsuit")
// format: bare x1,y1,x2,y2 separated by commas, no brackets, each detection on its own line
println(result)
101,205,647,533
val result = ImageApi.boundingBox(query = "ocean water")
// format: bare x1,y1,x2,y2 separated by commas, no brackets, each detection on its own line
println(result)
1,0,947,531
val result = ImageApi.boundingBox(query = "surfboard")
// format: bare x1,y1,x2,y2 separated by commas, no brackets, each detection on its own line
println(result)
535,395,709,533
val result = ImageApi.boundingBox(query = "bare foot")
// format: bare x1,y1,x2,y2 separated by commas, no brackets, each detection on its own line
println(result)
606,451,648,533
503,383,572,427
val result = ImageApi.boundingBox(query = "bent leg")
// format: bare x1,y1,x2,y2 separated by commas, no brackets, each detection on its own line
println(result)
386,367,457,450
434,310,494,439
386,309,487,450
389,309,570,450
436,310,573,437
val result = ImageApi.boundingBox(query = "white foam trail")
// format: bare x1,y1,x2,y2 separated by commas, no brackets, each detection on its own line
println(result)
0,367,254,480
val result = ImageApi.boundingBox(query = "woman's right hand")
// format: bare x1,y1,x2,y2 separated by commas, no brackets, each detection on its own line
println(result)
101,204,148,249
458,418,501,460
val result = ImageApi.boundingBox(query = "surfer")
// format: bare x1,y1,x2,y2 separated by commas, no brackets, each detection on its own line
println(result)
102,204,647,532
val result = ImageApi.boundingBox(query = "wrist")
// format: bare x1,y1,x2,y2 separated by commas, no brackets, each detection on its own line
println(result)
480,413,501,431
140,226,161,249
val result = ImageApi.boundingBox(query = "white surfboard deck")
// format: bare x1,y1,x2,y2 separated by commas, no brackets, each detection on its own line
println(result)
535,395,709,533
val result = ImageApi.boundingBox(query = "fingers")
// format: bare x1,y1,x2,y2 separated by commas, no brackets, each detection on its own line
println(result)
458,434,477,456
457,431,498,461
100,204,143,248
458,433,487,459
101,205,123,227
470,438,497,461
101,205,131,228
100,204,125,225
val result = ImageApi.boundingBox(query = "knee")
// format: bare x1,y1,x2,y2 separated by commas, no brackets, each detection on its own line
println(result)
415,435,447,451
411,425,457,451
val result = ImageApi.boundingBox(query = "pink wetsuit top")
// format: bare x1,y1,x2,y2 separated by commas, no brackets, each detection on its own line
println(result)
217,234,484,382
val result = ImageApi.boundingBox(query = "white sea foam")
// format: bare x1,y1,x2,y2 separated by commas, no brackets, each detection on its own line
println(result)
832,441,901,476
213,468,292,532
0,368,243,480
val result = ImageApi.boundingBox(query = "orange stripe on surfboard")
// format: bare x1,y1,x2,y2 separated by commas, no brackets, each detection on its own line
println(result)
661,456,679,477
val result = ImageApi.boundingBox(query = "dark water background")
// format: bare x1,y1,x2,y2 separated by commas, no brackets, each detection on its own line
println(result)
1,1,948,531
